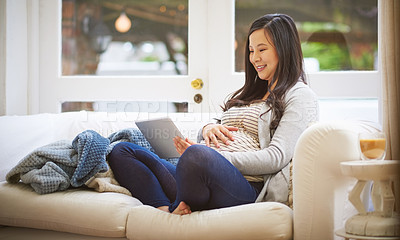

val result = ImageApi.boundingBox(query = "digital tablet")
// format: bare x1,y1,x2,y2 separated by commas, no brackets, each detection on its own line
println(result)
135,117,184,159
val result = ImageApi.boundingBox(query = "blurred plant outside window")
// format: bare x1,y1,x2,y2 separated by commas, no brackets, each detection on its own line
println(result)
235,0,377,72
62,0,188,76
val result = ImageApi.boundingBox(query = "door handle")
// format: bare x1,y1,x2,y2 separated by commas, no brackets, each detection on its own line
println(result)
191,78,203,90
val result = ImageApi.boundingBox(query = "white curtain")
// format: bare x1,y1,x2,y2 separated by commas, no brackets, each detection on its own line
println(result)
379,0,400,160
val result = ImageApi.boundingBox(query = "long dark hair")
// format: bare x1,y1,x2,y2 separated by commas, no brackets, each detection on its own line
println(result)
222,13,306,132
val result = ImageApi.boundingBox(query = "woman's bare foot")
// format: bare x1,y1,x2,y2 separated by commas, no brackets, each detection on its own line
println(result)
157,206,170,213
171,201,192,215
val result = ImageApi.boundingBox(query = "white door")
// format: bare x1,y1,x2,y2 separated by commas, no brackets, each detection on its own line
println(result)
38,0,209,114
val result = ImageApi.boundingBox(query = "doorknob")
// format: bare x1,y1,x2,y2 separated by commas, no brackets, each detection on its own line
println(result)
191,78,203,90
194,94,203,104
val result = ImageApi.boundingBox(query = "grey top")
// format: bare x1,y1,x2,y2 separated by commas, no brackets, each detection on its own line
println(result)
198,81,319,203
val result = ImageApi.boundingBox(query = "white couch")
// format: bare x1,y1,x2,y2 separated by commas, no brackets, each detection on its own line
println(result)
0,111,379,240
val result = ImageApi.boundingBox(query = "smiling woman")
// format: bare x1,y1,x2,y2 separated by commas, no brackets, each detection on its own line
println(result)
248,29,279,82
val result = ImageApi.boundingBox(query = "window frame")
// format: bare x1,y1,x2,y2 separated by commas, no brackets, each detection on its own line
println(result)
207,0,380,112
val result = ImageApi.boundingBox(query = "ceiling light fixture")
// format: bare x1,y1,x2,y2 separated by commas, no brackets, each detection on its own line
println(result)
115,11,131,33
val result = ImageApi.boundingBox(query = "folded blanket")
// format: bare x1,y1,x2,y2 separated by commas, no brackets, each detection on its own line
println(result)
6,128,153,194
7,140,78,193
85,164,132,196
71,130,110,187
85,128,155,196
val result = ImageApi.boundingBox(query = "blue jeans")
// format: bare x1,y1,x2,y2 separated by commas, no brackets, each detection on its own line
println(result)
108,142,261,212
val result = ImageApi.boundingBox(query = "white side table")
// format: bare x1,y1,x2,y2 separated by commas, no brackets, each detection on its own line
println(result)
335,228,400,240
339,160,400,238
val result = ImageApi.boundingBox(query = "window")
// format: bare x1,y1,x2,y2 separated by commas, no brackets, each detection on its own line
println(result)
231,0,380,122
235,0,378,73
61,101,189,113
62,0,188,76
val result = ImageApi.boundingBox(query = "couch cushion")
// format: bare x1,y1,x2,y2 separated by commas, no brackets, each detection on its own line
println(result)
0,114,57,181
0,181,142,237
127,203,293,240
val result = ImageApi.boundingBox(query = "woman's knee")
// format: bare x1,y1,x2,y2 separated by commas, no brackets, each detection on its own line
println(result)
108,142,134,161
181,145,208,161
178,145,215,171
185,144,216,157
110,141,129,152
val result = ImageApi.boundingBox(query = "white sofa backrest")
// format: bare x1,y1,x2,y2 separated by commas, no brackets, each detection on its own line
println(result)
0,111,215,181
0,113,56,181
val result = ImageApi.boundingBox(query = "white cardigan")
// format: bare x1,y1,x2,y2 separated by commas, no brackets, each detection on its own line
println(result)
199,82,319,203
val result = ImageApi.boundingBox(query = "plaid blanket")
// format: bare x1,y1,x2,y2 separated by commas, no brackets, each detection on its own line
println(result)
6,128,153,194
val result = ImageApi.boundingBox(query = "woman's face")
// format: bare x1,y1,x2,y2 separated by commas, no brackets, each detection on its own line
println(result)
249,29,279,81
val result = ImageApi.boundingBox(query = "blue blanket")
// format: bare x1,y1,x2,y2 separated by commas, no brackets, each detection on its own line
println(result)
6,128,153,194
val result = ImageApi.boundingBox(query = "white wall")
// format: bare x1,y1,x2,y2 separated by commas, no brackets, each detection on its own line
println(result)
0,0,7,115
0,0,29,116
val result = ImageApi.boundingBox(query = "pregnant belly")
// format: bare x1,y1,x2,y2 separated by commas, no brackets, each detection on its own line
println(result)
201,129,260,152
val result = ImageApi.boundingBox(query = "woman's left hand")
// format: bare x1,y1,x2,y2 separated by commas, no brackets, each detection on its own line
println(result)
173,136,197,155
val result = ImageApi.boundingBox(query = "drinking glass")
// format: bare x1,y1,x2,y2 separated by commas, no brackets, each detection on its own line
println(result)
358,132,386,160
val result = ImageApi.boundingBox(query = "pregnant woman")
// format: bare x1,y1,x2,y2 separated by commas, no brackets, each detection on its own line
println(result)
108,13,319,215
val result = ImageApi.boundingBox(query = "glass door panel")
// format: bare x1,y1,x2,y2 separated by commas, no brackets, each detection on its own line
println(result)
235,0,378,73
62,0,188,76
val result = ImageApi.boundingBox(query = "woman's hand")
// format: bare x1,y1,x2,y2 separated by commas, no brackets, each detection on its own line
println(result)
202,124,238,148
173,136,197,155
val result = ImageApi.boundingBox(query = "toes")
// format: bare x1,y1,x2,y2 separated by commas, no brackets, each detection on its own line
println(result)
172,201,191,215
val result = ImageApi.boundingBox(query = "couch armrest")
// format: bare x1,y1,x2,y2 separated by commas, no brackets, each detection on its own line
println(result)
292,121,380,240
